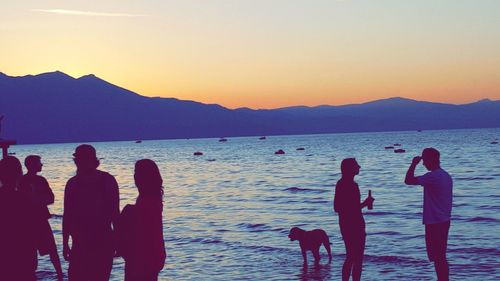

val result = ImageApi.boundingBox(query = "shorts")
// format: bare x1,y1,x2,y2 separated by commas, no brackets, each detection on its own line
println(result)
340,225,366,260
425,220,450,262
37,219,57,256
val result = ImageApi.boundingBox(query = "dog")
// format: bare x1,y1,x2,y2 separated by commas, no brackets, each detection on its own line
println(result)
288,227,332,264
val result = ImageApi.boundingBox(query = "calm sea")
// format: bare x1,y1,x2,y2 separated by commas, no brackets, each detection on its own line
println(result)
10,128,500,281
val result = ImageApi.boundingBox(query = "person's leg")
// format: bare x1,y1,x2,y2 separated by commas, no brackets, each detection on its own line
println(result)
125,263,159,281
434,221,450,281
67,247,88,281
50,251,64,281
68,260,86,281
426,221,450,281
45,223,63,280
342,235,353,281
342,258,353,281
89,251,114,281
351,234,366,281
434,259,449,281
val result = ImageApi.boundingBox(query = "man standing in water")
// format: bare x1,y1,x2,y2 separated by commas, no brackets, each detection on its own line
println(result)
63,144,120,280
405,148,452,281
19,155,63,280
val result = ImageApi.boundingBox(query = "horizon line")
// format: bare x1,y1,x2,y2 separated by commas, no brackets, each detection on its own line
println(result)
1,70,497,110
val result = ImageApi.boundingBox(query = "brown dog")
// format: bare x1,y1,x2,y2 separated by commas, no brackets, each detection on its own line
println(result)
289,227,332,264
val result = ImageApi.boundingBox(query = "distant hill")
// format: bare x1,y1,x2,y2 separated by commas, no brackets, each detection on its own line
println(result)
1,71,499,144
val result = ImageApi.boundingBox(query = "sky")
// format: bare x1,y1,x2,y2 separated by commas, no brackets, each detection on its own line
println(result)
1,0,499,109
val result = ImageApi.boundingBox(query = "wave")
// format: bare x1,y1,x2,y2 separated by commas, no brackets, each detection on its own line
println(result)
284,187,329,193
478,205,500,210
368,231,400,236
236,223,273,232
466,217,500,223
456,177,495,181
448,247,500,256
364,211,395,216
365,255,428,266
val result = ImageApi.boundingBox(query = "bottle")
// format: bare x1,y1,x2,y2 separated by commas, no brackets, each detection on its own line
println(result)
367,190,373,210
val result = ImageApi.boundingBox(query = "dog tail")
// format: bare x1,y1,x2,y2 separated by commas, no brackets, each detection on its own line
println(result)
323,233,332,260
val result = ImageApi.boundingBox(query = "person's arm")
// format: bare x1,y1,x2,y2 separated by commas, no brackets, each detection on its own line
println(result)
114,205,129,258
405,156,422,185
62,181,72,261
108,176,120,230
333,183,343,213
42,178,55,205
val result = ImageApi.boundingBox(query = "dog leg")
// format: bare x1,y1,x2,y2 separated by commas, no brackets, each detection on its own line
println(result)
312,249,321,265
301,248,308,264
323,235,332,262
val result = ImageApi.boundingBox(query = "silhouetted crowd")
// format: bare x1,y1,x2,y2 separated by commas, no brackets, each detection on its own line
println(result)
0,144,452,281
0,144,166,281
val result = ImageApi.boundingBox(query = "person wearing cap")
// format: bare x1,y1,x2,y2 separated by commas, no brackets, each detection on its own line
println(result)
405,147,453,281
63,144,120,280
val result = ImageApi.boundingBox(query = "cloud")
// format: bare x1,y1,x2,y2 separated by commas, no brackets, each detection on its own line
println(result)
32,9,147,17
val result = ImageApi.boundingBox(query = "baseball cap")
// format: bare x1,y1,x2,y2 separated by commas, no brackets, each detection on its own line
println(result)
73,144,97,159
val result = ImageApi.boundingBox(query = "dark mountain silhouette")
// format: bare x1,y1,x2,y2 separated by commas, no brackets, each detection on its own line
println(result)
0,71,499,144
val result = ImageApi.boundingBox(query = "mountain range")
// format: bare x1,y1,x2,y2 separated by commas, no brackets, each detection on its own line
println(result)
1,71,499,144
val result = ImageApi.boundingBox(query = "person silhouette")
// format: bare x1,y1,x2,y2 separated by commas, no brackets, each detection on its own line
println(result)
405,148,452,281
333,158,374,281
116,159,166,281
18,155,63,281
63,144,120,281
0,156,38,280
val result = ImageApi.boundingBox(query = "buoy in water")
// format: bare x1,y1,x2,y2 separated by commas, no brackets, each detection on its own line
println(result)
275,149,285,155
394,149,406,153
194,152,203,156
385,146,394,149
296,147,305,151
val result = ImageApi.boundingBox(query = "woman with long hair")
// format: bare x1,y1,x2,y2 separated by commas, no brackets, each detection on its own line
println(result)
117,159,166,281
0,156,38,280
333,158,374,281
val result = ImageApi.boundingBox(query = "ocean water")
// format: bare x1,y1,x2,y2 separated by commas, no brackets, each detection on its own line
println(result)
8,128,500,281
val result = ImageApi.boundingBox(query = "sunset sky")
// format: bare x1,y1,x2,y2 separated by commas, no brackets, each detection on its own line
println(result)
1,0,499,109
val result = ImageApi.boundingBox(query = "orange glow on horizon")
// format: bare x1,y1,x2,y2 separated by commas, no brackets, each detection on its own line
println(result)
1,1,499,109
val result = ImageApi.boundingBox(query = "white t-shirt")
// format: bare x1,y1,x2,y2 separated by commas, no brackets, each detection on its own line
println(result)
417,168,453,225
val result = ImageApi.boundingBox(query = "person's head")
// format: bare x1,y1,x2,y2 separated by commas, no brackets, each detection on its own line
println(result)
0,156,23,191
134,159,163,198
73,144,100,173
25,155,42,173
422,147,440,171
340,158,360,178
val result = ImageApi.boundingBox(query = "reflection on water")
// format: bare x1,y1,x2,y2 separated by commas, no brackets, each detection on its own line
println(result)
7,128,500,280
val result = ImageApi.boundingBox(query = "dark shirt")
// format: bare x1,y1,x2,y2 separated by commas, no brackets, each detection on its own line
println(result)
18,174,54,220
334,179,365,231
63,169,120,249
116,196,166,273
0,189,38,280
